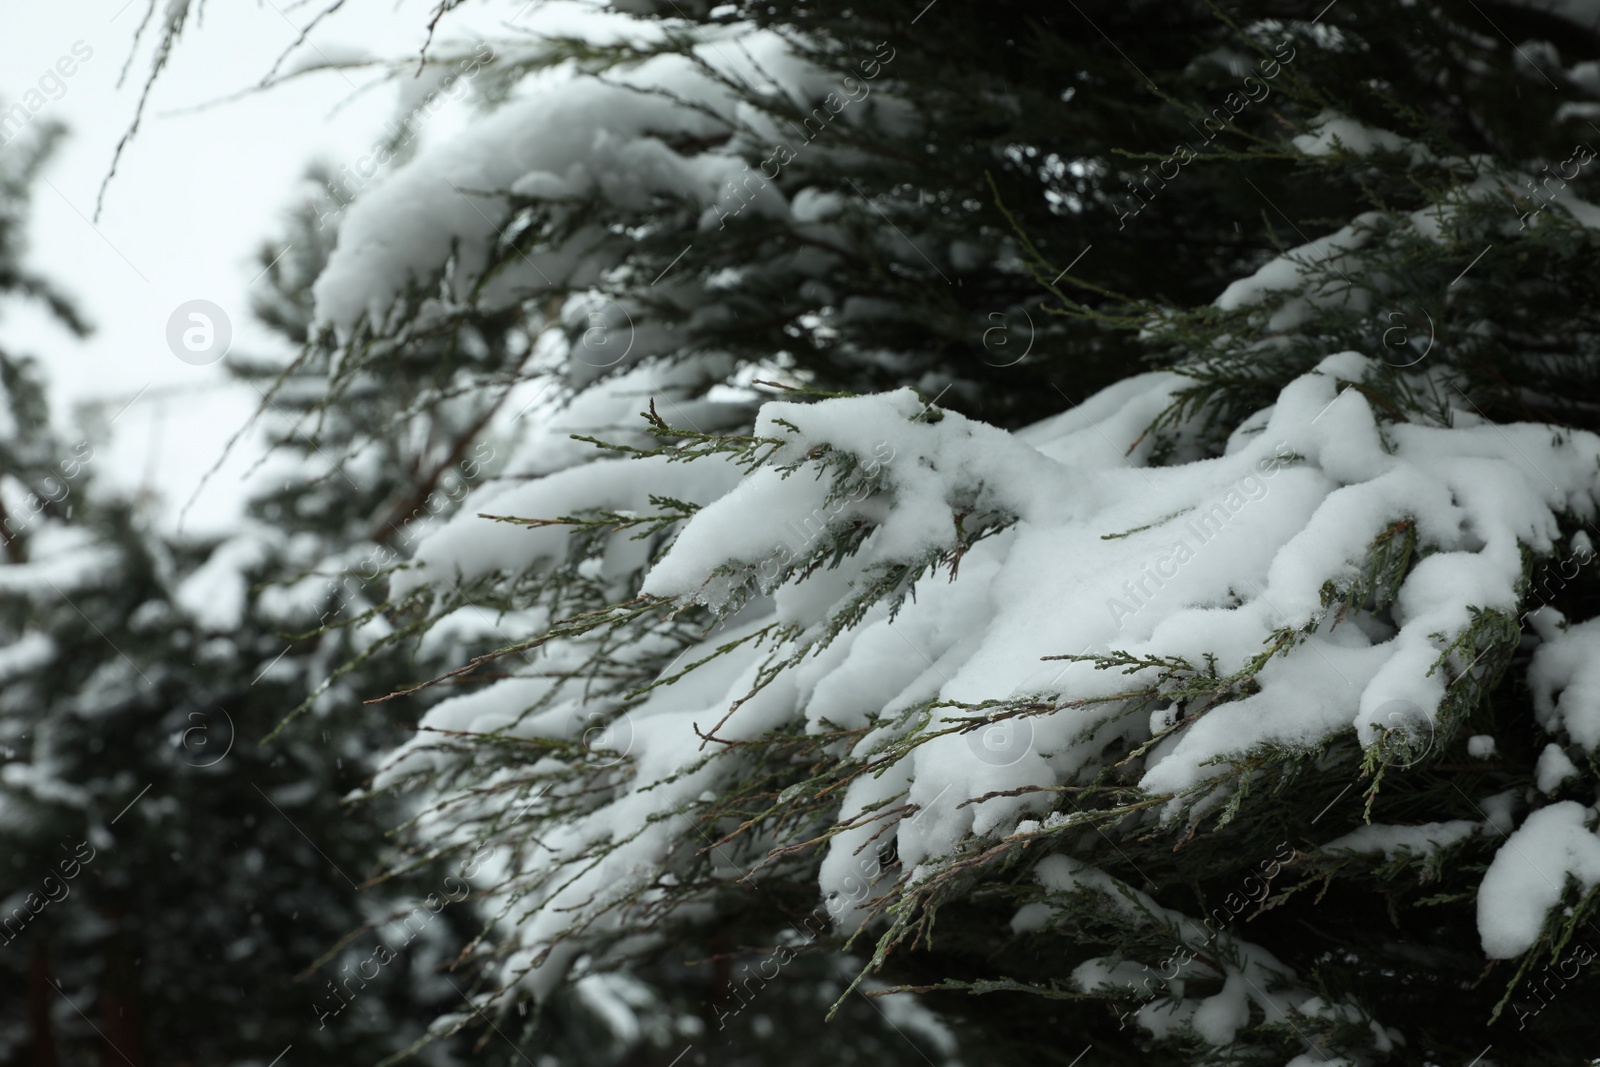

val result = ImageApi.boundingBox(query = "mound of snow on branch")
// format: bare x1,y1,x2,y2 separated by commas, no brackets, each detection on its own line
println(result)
383,351,1600,1013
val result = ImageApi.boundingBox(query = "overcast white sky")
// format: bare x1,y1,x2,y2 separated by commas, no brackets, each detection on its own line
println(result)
1,0,514,535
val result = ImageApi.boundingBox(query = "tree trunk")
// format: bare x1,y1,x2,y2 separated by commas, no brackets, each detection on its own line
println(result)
28,938,57,1067
99,913,142,1067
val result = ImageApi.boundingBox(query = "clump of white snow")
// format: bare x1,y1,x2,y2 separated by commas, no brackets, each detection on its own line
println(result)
1478,801,1600,958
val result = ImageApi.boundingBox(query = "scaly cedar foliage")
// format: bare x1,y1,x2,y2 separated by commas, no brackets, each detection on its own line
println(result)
131,0,1600,1063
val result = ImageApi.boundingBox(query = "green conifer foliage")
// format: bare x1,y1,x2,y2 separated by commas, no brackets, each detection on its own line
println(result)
134,0,1600,1062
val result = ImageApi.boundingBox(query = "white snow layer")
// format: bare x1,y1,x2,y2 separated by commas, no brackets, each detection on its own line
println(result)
314,13,904,337
1536,743,1580,795
1478,801,1600,958
1322,821,1478,860
1529,615,1600,750
1042,854,1385,1048
380,349,1600,1006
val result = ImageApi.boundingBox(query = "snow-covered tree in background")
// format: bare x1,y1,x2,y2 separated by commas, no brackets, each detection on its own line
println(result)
0,139,498,1064
153,0,1600,1062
